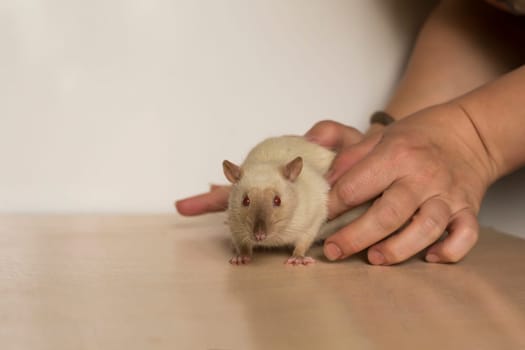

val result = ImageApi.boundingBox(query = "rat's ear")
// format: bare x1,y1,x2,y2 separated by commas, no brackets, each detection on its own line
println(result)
282,156,303,182
223,160,242,183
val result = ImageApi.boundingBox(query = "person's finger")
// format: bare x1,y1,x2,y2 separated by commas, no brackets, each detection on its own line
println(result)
304,120,363,151
325,133,382,185
367,197,451,265
175,186,230,216
327,146,396,218
209,184,230,192
425,208,479,263
324,182,421,261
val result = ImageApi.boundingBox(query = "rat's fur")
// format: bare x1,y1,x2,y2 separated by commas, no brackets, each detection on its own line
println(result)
223,136,369,265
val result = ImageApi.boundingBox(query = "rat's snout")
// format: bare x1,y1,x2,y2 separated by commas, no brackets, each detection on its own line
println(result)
253,215,267,241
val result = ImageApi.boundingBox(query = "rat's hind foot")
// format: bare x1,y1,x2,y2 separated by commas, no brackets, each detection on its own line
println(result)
229,255,252,265
285,256,316,266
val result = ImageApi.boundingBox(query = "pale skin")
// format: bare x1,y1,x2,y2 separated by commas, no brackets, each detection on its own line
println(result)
176,0,525,265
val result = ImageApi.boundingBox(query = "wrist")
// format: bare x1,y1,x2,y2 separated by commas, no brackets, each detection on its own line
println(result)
446,102,500,185
452,65,525,180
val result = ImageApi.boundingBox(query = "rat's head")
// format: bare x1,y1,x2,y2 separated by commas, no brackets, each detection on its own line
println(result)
223,157,303,244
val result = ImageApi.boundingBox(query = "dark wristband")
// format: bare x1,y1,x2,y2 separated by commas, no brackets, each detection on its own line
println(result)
370,111,395,126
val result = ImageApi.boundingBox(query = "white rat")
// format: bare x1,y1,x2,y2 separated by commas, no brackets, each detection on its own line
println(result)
223,135,370,266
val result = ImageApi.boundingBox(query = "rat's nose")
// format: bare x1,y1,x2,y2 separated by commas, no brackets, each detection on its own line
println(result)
253,218,267,241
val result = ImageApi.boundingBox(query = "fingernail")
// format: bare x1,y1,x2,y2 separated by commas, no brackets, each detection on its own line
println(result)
426,254,440,263
368,249,385,265
324,243,343,261
174,200,185,214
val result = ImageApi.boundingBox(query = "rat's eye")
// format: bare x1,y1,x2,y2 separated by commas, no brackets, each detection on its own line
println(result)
273,195,281,207
242,195,250,207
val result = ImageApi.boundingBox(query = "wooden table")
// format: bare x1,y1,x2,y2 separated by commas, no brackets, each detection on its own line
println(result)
1,214,524,350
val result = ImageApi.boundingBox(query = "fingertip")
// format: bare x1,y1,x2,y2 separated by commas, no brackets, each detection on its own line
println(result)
174,199,187,215
425,253,440,263
324,242,343,261
175,199,194,216
425,245,456,263
368,249,386,265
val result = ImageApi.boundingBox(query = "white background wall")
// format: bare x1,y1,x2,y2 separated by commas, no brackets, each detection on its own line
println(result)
1,0,524,237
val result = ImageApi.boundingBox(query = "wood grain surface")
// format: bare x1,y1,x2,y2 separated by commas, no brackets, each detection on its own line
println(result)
1,214,524,350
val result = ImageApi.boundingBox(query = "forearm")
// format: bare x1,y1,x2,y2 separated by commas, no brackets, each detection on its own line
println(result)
383,0,521,120
455,64,525,180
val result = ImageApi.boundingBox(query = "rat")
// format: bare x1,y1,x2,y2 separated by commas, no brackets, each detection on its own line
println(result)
222,135,370,266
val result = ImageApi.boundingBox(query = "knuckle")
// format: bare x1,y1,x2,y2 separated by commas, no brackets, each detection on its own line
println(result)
376,201,405,232
387,137,426,170
389,135,412,155
391,147,413,166
440,246,463,263
311,120,341,134
464,226,479,246
441,241,469,263
441,215,479,263
457,212,480,243
420,215,445,238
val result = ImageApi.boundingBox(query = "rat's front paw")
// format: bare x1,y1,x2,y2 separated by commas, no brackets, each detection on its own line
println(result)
285,256,316,266
229,255,252,265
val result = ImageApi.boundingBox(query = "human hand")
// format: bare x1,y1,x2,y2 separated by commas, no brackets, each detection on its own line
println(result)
305,120,374,184
308,104,496,265
175,184,230,216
